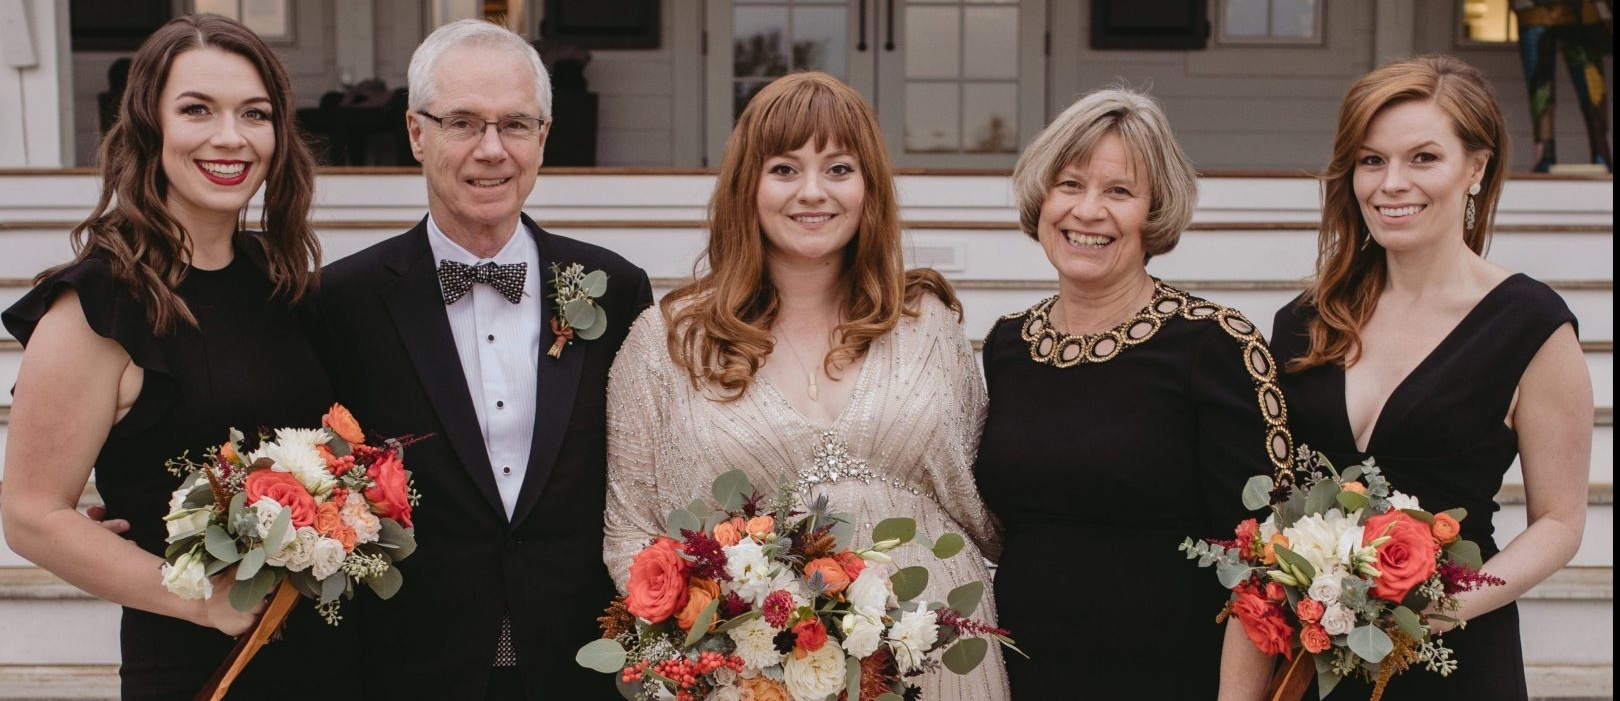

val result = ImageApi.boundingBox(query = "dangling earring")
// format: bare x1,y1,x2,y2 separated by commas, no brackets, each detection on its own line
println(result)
1359,223,1374,251
1465,182,1481,231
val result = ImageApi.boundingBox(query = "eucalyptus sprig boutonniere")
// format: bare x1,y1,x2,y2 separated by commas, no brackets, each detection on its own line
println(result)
547,262,609,358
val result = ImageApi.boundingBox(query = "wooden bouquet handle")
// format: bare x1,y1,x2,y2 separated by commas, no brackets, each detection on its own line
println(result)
194,577,300,701
1263,652,1314,701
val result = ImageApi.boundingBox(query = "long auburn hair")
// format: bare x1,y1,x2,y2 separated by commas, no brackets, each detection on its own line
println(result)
661,71,960,399
41,13,319,334
1292,54,1508,371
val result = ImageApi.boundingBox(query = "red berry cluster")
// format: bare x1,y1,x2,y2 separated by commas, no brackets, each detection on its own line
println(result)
620,653,745,701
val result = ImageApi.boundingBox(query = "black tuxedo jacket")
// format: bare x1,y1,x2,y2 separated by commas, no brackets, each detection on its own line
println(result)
317,215,652,699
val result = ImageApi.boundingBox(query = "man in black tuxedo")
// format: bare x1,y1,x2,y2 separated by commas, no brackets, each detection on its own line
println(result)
317,19,651,699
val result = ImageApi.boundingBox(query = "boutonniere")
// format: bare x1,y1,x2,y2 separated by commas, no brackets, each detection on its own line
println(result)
547,262,609,358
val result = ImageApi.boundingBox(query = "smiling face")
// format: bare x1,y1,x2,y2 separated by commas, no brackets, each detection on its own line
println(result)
1353,100,1489,252
756,140,865,268
1036,132,1151,292
408,44,548,242
158,47,275,230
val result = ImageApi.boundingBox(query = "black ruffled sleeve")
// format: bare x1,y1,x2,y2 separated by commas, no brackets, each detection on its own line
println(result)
1,258,176,434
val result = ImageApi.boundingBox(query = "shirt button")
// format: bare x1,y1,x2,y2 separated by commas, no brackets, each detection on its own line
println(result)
496,400,505,408
502,466,512,475
487,334,495,342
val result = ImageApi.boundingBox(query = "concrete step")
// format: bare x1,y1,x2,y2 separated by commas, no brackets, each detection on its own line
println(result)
0,665,118,701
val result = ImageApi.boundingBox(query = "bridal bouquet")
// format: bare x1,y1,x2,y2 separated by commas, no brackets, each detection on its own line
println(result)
1180,450,1504,700
160,404,420,699
577,470,1016,701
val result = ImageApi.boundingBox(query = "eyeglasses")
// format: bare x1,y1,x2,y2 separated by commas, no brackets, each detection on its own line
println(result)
415,110,547,142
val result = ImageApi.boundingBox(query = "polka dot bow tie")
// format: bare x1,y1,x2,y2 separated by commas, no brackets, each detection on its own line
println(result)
437,259,527,305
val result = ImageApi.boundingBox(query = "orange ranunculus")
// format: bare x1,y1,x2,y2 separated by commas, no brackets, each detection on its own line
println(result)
745,515,775,541
244,469,317,527
1340,481,1367,495
803,557,852,594
1362,510,1440,602
713,518,744,547
1300,623,1333,653
323,403,365,444
625,537,690,624
1263,533,1289,566
1431,513,1461,544
833,550,866,581
313,500,345,536
1231,584,1295,660
1295,597,1325,624
220,441,240,464
737,676,790,701
676,578,722,632
363,450,413,528
792,618,828,659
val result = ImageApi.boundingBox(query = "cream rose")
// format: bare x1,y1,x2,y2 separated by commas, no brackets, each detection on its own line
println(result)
309,537,347,579
782,641,845,701
268,527,321,571
161,549,213,601
1308,569,1344,605
251,497,298,554
1320,603,1358,636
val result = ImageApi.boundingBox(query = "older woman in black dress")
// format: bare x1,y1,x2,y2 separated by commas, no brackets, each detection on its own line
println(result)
973,87,1293,697
1235,55,1593,700
1,15,356,700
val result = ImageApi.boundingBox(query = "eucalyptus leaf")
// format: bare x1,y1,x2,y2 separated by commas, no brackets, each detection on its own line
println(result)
1241,475,1275,511
1392,605,1425,641
683,599,720,647
665,508,702,539
687,499,709,522
228,568,276,613
205,556,234,576
326,433,352,459
1347,625,1394,663
563,298,594,327
227,491,248,524
318,569,347,603
166,538,197,561
913,531,935,550
711,470,752,512
844,655,862,701
264,506,292,554
872,517,917,545
289,570,320,598
577,638,628,673
828,514,855,551
576,312,608,341
1317,666,1342,698
1304,479,1341,515
942,637,988,674
890,566,930,602
366,565,404,600
583,270,609,297
1444,539,1483,569
1441,507,1468,522
932,533,965,560
1402,509,1435,524
946,581,984,617
1336,490,1370,513
1215,560,1257,589
704,511,729,533
1341,464,1363,482
236,547,266,580
182,482,215,509
377,519,417,559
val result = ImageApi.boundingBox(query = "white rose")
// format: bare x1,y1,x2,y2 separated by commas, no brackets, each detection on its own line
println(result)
886,605,940,673
727,616,785,673
1281,510,1364,583
723,541,775,606
341,491,382,545
710,667,737,686
1308,569,1344,605
250,429,336,495
310,537,347,580
846,567,892,617
1320,603,1357,636
250,497,298,553
161,550,213,601
781,642,845,701
1386,490,1421,511
840,612,884,658
267,526,320,571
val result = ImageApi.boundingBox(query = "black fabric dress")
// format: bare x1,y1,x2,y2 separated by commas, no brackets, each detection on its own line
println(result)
2,237,359,701
974,281,1293,698
1270,273,1576,701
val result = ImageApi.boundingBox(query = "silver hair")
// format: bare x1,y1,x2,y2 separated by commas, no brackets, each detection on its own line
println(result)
407,19,551,118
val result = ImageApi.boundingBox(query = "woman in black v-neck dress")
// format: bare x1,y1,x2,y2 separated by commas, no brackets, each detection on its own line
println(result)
1240,56,1594,700
1,16,357,700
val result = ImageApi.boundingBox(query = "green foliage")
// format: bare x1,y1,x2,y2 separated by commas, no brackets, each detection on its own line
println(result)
1392,605,1425,641
228,568,277,613
377,519,416,560
1272,545,1317,583
665,507,701,539
237,547,266,580
942,637,988,674
265,506,292,555
1304,479,1341,516
1441,507,1468,522
872,518,916,545
583,270,609,297
711,470,752,512
1347,624,1393,663
931,533,964,559
683,599,719,647
890,566,929,602
319,569,347,604
1444,540,1483,569
844,655,862,701
1401,509,1435,524
1336,490,1370,513
947,581,985,617
366,566,404,600
712,609,761,634
289,570,320,598
576,638,629,673
1241,475,1274,511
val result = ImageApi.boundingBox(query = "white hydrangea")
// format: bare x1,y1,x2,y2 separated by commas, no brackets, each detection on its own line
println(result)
846,566,892,618
251,428,335,495
267,526,320,571
1320,603,1358,636
727,616,784,672
886,605,940,673
161,549,212,601
840,612,885,658
309,537,347,580
1387,490,1422,511
723,540,775,606
781,641,845,701
341,490,382,545
1281,509,1364,584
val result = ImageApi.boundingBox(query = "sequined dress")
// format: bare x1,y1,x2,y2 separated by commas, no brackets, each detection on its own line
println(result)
604,295,1010,700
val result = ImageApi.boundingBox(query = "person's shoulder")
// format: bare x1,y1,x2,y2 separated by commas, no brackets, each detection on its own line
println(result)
323,226,423,281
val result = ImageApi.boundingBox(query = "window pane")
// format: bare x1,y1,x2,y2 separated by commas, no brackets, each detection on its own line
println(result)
905,83,960,153
1462,0,1519,42
963,83,1017,153
791,6,847,77
734,80,772,118
195,0,238,20
963,7,1018,79
1269,0,1317,39
1223,0,1269,37
734,7,790,78
905,6,961,79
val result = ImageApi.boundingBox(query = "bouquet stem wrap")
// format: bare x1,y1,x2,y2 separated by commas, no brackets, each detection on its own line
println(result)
194,577,299,701
1264,652,1313,701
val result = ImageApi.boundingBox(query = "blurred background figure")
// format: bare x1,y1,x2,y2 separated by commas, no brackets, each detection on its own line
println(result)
1512,0,1614,171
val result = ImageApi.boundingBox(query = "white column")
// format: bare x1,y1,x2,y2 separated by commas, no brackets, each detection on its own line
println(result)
1373,0,1417,68
0,0,71,166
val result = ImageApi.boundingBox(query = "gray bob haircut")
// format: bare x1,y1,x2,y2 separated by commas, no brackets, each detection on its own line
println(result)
1012,87,1198,260
407,19,552,118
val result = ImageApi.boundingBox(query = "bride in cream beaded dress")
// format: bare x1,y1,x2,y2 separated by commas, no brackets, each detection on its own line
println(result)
601,72,1009,701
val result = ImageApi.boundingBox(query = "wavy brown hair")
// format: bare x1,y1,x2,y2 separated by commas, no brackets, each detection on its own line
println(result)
1292,54,1509,371
661,71,960,399
41,13,319,334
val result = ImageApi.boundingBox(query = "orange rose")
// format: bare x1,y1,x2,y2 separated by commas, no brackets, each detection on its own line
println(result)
676,578,722,632
1231,584,1294,659
331,524,357,553
1431,513,1461,544
362,451,413,528
791,618,828,659
737,676,790,701
1362,510,1440,602
1263,533,1289,566
833,551,866,582
745,515,775,541
1341,481,1367,495
1263,581,1286,603
244,469,317,527
626,537,690,624
713,518,744,547
313,500,345,536
804,557,852,594
323,403,365,444
1295,597,1324,624
1300,623,1332,653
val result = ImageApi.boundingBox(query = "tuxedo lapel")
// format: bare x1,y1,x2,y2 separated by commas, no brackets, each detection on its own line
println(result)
381,221,507,520
510,217,585,528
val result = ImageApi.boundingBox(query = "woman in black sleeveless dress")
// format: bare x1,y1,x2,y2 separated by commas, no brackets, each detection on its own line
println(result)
1,16,357,700
1226,55,1593,699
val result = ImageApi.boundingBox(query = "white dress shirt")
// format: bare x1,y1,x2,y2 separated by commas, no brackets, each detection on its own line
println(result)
427,215,541,519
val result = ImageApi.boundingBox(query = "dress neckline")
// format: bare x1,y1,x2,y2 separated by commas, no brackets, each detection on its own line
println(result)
1339,273,1526,453
1014,279,1193,367
756,337,879,432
